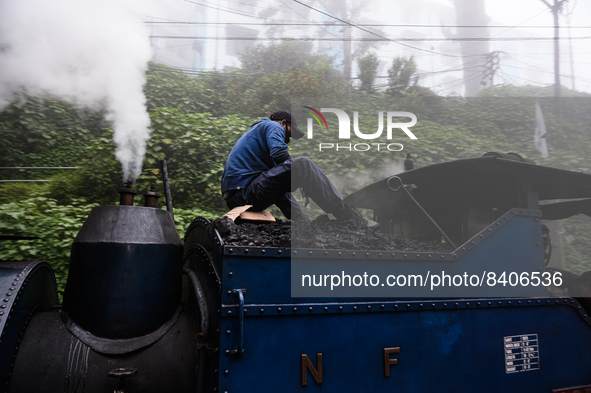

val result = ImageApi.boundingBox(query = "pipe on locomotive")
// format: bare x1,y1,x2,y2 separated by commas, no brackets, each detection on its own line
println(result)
161,159,174,220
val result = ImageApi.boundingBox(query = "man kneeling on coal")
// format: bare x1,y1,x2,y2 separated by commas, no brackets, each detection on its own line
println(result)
220,110,378,230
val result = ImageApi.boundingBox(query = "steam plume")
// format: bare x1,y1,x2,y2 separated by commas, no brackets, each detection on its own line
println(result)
331,160,406,193
0,0,152,182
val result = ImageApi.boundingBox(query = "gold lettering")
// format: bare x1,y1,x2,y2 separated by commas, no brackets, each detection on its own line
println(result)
384,347,400,377
301,353,322,386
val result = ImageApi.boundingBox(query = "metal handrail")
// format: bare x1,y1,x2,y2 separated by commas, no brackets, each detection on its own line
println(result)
387,176,457,250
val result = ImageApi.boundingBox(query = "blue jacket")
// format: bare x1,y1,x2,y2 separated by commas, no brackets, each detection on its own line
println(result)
221,118,290,193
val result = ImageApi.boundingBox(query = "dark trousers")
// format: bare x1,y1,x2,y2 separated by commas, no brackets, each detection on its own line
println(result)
226,157,343,219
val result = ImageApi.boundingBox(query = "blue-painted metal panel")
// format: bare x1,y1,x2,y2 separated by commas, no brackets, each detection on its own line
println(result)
217,301,591,392
203,207,591,392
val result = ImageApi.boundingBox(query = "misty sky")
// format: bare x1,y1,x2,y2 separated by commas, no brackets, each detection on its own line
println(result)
428,0,590,93
139,0,591,95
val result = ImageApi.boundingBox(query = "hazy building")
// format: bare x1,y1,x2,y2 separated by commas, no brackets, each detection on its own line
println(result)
139,0,591,96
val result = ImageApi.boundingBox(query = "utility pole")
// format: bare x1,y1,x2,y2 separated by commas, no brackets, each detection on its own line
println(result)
540,0,568,98
343,24,352,95
444,0,489,97
565,7,576,91
481,51,503,93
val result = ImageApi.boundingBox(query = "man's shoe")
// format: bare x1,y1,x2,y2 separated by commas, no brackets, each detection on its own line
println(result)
335,203,379,230
291,210,310,223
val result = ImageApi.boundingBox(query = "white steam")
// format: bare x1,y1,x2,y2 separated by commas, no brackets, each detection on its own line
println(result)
0,0,152,182
330,160,406,193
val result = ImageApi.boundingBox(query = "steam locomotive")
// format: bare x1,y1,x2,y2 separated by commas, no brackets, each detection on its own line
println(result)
1,152,591,392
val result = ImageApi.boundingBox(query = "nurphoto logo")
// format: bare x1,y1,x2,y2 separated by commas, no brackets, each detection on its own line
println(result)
301,106,417,152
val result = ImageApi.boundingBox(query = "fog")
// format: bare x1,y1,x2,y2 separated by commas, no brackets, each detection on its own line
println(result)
141,0,590,95
0,0,152,182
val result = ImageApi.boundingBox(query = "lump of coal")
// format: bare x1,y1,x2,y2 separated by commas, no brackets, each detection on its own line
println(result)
293,217,451,252
209,215,236,237
209,215,453,253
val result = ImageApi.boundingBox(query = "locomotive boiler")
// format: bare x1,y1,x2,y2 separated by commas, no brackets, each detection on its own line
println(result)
2,185,198,392
1,152,591,392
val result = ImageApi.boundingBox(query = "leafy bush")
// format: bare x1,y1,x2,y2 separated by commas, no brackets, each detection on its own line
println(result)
145,63,231,117
0,197,98,299
357,52,379,93
0,94,105,181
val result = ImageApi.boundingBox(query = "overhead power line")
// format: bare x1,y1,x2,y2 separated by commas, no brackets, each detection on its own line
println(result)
437,72,485,93
183,0,278,21
437,8,548,58
277,0,341,40
290,0,462,58
144,21,591,29
147,60,483,82
150,35,591,42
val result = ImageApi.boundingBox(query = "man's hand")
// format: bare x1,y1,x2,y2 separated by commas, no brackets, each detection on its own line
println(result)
299,188,310,207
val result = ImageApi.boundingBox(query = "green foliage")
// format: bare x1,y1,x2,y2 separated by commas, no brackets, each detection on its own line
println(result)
386,56,418,97
145,63,231,117
41,129,123,205
172,207,219,235
0,182,49,204
239,41,337,76
0,197,98,299
477,84,591,98
138,109,252,211
433,96,591,173
229,42,346,117
145,42,347,119
357,52,379,94
0,94,105,180
228,63,346,117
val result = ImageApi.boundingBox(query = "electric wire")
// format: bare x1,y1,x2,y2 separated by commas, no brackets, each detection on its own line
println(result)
498,69,549,86
278,0,341,39
147,34,591,42
436,8,549,57
291,0,465,58
436,72,485,93
183,0,280,21
143,21,591,28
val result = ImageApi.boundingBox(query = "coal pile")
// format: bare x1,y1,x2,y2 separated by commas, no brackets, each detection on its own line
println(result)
209,216,291,248
209,215,453,253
